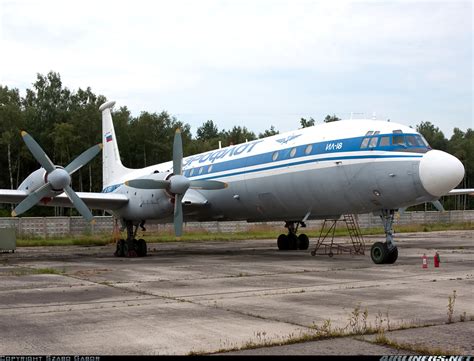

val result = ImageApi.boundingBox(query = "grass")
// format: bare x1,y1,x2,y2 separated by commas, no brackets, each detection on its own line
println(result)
14,221,474,247
372,332,460,355
197,295,474,356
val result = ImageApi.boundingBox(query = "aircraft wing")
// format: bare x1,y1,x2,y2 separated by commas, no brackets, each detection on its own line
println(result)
0,188,208,212
446,189,474,196
0,189,129,211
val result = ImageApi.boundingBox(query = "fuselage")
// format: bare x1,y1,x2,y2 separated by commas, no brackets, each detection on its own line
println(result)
101,118,465,223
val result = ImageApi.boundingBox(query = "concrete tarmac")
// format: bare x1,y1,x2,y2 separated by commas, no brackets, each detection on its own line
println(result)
0,230,473,355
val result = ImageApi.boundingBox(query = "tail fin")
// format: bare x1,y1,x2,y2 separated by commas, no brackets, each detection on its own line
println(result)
99,101,131,189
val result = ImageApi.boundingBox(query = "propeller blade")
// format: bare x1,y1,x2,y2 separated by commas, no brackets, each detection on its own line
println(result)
190,180,228,190
65,143,103,175
173,129,183,176
174,194,184,237
21,131,55,173
125,179,171,189
12,183,52,217
431,200,445,212
64,185,94,222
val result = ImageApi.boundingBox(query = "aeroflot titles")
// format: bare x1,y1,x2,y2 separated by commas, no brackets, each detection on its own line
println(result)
183,140,264,167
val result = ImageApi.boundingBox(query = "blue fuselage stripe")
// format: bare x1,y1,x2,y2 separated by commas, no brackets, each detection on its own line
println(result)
197,154,422,180
102,133,427,192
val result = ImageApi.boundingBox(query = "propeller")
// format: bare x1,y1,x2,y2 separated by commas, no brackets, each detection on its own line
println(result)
12,131,102,222
126,129,227,237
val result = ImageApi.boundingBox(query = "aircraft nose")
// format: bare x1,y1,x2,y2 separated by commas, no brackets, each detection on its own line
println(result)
419,150,465,197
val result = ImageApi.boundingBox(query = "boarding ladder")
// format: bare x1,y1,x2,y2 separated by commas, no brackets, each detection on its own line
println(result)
310,214,365,257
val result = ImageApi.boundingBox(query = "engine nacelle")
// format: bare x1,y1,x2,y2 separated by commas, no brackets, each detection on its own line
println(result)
18,168,48,193
112,171,176,221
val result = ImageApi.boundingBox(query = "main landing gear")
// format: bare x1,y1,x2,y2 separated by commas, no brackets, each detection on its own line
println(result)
115,220,148,257
370,209,398,264
277,221,310,251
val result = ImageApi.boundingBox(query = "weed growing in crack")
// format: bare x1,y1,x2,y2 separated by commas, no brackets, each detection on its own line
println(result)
447,290,457,323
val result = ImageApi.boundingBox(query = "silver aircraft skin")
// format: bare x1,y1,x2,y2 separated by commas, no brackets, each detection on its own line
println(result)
0,100,472,263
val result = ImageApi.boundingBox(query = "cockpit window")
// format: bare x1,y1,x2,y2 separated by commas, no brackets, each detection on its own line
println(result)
406,135,418,147
365,131,374,136
368,137,378,148
419,135,430,147
360,138,370,148
380,136,390,146
393,129,403,134
392,135,406,146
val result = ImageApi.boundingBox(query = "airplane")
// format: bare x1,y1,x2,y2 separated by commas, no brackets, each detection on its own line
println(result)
0,100,472,264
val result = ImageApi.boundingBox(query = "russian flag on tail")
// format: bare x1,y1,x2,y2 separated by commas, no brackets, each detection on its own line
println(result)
105,132,113,142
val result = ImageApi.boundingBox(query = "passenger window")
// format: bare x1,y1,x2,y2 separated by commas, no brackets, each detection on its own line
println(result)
406,135,417,147
360,138,370,149
290,148,297,157
272,151,279,161
198,167,203,175
189,169,195,176
208,165,213,173
380,136,390,146
305,144,313,155
368,137,378,148
392,135,406,146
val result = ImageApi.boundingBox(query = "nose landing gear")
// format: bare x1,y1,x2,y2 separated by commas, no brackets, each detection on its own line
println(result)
371,210,398,264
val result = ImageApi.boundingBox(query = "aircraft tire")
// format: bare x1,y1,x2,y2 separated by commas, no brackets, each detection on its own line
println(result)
137,239,147,257
288,234,298,250
297,234,309,250
277,234,289,250
370,242,388,264
115,239,126,257
385,247,398,264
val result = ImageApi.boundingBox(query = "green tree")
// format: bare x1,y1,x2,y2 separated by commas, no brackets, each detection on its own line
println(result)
416,121,448,151
258,125,279,139
221,126,256,146
197,120,219,140
0,86,24,190
324,114,340,123
300,117,315,128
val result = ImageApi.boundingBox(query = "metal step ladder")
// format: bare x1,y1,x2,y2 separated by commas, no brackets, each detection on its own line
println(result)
311,214,365,257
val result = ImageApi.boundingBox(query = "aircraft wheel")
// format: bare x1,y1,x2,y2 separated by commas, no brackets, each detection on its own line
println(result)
297,234,309,250
288,234,298,250
115,239,126,257
137,239,147,257
371,242,388,264
385,247,398,264
277,234,289,250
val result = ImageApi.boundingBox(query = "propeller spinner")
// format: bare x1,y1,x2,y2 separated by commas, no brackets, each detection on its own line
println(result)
12,131,102,222
126,129,227,237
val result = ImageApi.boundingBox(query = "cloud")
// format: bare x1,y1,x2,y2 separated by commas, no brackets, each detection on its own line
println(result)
0,0,471,136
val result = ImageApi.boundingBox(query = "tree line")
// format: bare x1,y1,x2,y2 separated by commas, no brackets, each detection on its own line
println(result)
0,71,472,215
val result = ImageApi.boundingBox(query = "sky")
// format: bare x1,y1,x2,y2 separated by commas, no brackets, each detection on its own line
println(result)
0,0,472,137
